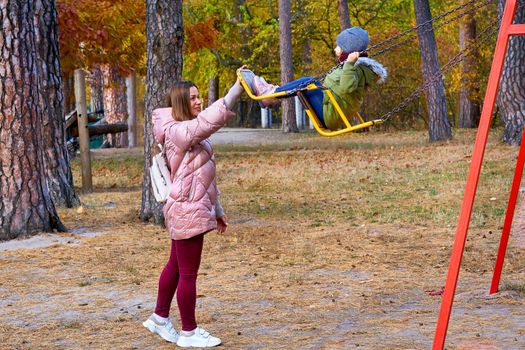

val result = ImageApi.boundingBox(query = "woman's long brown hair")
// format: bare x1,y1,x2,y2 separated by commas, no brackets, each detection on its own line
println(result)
166,81,197,121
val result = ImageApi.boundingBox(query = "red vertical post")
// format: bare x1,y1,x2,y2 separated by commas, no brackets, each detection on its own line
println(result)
432,1,519,349
490,126,525,294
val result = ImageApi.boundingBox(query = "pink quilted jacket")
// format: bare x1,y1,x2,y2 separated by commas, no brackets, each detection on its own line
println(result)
152,99,235,240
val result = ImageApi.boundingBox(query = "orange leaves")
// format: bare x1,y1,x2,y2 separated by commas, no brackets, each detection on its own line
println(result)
186,18,219,52
86,30,109,46
56,0,146,74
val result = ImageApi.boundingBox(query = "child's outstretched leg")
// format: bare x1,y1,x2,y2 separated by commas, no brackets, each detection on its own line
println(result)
241,69,280,108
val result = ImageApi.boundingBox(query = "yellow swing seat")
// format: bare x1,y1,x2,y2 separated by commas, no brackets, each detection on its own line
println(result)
237,68,383,137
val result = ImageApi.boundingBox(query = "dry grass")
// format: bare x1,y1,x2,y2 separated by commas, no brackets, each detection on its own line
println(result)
0,129,524,349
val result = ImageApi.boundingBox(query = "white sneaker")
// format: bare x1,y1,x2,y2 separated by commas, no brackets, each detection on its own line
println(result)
142,314,179,343
176,327,221,348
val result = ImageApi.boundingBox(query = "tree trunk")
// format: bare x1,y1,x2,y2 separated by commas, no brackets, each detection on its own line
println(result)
297,0,312,77
126,72,138,148
337,0,351,30
278,0,297,133
235,0,253,70
88,65,104,113
301,38,313,77
208,76,219,106
141,0,184,224
101,64,128,148
0,0,65,240
459,5,480,128
413,0,451,142
62,73,76,115
498,0,525,146
33,0,80,208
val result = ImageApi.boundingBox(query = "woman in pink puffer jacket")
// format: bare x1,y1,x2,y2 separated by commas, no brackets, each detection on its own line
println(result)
143,79,243,348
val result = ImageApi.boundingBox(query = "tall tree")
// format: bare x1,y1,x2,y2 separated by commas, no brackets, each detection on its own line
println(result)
101,63,128,148
0,0,65,239
62,74,76,113
278,0,297,133
208,76,219,106
140,0,184,224
458,1,480,128
88,66,104,112
413,0,451,142
337,0,351,30
497,0,525,146
295,0,313,77
33,0,80,208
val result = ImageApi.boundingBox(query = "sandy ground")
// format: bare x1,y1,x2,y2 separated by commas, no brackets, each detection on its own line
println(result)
0,129,524,350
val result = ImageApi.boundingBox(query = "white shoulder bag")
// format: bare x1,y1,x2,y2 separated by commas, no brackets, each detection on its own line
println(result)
150,144,172,203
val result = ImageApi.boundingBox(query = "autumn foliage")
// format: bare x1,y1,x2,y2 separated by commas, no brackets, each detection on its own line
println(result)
186,18,219,52
55,0,499,129
57,0,146,76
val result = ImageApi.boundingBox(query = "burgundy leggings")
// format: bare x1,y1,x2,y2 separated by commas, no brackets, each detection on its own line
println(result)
154,234,204,331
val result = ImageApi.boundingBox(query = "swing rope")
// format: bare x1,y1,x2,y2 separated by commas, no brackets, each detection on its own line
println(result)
367,0,493,57
314,0,493,82
377,0,525,124
377,19,500,124
369,0,494,57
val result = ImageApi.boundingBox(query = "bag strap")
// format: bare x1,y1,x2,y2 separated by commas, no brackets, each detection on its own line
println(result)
156,143,171,171
157,133,197,175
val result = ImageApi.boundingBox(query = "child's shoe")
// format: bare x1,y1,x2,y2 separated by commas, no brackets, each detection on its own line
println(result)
253,76,279,108
239,68,279,108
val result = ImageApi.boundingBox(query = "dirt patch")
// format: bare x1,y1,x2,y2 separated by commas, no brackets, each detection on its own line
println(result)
0,129,524,350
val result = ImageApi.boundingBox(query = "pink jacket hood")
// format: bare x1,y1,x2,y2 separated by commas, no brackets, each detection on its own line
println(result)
152,98,235,240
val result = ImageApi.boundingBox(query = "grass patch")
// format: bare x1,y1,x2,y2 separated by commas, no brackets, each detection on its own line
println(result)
504,282,525,295
217,132,512,229
70,128,513,230
61,321,82,329
71,155,144,189
3,128,524,350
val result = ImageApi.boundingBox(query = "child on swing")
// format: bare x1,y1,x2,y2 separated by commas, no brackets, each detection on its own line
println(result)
242,26,387,131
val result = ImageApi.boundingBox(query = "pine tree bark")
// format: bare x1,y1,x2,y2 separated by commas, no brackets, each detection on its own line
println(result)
278,0,297,133
141,0,184,224
413,0,451,142
208,76,219,106
62,73,76,114
33,0,80,208
459,6,480,128
498,0,525,146
0,0,66,240
101,64,128,148
88,65,104,113
337,0,351,30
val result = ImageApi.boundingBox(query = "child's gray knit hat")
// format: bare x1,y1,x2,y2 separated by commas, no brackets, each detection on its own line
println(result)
336,26,369,53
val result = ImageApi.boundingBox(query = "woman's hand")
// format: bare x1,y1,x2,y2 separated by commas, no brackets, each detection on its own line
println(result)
216,215,229,234
346,51,360,63
237,65,248,83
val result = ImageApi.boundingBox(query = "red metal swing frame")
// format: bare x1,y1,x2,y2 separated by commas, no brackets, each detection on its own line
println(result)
433,0,525,349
